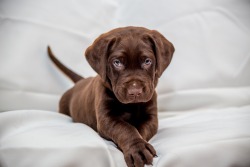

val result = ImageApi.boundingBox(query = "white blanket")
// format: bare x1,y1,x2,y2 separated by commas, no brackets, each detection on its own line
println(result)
1,108,250,167
0,0,250,166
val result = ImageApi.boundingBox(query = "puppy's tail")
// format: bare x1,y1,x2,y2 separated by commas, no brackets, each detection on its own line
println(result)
47,46,83,83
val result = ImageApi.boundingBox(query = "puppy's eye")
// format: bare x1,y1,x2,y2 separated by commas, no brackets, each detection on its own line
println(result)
144,58,152,65
113,59,124,69
141,57,152,68
142,58,153,69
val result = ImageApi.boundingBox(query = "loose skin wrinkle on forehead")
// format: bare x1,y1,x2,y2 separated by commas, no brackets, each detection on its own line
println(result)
110,36,155,67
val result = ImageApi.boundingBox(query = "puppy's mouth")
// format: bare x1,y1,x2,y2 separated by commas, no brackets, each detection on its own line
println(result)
126,95,146,103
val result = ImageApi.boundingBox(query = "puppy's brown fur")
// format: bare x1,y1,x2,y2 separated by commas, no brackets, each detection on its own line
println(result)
48,26,174,167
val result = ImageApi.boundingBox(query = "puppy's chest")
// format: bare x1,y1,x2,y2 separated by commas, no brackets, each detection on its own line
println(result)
116,104,146,125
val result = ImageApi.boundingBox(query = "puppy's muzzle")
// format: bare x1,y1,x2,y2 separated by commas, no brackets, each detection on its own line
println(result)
128,87,142,97
125,80,144,100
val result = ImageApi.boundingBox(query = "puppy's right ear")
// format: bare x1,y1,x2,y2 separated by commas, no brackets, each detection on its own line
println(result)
85,35,116,81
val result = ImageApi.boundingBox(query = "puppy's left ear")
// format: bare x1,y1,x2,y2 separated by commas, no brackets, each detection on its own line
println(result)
85,34,116,81
149,30,175,78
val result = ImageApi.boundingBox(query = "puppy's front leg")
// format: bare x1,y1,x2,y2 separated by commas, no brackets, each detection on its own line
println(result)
136,93,158,141
97,114,156,167
137,114,158,141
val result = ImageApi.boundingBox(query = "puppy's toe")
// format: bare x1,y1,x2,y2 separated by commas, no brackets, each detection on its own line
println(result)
124,139,156,167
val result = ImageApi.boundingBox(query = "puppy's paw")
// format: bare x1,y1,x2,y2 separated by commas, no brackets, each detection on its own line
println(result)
123,138,156,167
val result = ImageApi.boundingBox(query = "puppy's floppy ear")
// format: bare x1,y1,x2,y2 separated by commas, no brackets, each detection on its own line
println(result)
85,35,116,81
149,30,175,78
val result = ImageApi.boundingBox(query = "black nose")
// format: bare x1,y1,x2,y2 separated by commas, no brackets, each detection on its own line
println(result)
128,88,142,96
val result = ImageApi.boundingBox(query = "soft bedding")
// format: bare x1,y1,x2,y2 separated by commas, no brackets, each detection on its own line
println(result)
1,107,250,167
0,0,250,166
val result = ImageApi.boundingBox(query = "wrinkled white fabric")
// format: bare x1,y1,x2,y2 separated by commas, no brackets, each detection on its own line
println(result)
0,108,250,167
0,0,249,113
0,0,250,166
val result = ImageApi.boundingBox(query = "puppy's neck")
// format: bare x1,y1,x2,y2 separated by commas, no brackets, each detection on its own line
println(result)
100,77,113,91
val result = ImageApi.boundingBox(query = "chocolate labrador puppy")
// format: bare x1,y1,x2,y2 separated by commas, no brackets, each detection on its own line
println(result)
48,26,174,167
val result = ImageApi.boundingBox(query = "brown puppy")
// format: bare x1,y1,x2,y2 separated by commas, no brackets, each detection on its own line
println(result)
48,26,174,167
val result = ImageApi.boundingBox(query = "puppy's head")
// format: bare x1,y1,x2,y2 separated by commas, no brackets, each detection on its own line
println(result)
85,27,174,104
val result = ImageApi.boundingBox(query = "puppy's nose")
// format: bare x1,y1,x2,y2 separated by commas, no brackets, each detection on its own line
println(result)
128,88,142,96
